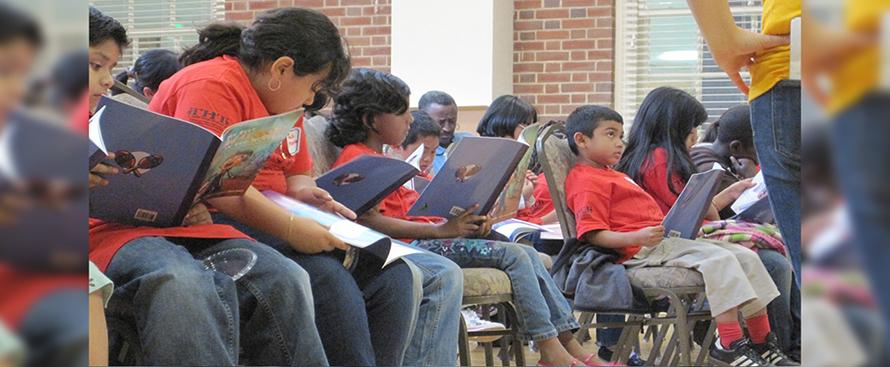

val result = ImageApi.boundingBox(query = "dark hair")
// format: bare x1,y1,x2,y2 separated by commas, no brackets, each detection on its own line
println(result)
89,6,128,50
700,122,719,143
326,68,411,147
0,3,42,47
179,7,350,104
403,111,442,149
616,87,708,195
565,105,624,155
418,90,455,110
476,95,536,138
113,49,182,95
714,105,753,147
50,50,88,105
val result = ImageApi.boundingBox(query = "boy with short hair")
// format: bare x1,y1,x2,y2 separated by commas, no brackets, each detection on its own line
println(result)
564,105,796,366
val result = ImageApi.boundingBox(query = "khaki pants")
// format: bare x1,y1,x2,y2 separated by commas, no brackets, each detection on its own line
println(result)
624,237,780,317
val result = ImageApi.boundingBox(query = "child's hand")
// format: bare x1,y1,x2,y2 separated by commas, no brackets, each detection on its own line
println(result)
89,152,119,188
475,214,494,238
290,186,357,220
522,170,536,201
436,204,485,238
287,216,350,254
634,225,664,247
181,202,213,226
721,178,755,201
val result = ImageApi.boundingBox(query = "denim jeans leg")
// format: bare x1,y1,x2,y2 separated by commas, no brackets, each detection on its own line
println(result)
595,314,625,348
757,249,795,354
515,244,579,333
417,239,561,341
353,256,421,366
750,80,802,281
18,289,88,367
831,92,890,355
104,236,239,366
402,252,463,367
195,239,329,367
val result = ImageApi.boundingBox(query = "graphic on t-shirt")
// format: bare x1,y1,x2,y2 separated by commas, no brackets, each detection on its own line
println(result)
333,172,364,186
113,150,164,177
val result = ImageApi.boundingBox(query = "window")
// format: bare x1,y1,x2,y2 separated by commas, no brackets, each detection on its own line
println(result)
614,0,763,125
89,0,225,75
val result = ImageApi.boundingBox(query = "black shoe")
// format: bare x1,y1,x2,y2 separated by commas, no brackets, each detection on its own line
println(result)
710,337,771,367
752,332,799,366
597,346,646,366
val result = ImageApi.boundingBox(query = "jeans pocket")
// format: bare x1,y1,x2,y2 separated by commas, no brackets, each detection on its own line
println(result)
770,80,802,172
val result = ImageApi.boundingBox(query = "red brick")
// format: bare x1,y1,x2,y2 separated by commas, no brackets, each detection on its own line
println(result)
546,84,559,93
563,62,595,71
227,11,255,21
325,0,339,5
545,41,560,50
515,84,545,94
570,50,585,59
248,0,276,10
371,36,387,45
562,18,595,29
595,61,613,71
545,63,561,72
520,32,536,41
587,93,611,103
572,72,588,82
539,94,570,104
544,105,560,114
352,56,372,66
596,18,613,28
364,47,389,56
596,82,613,92
520,52,535,62
519,74,535,83
346,27,361,36
587,7,612,17
570,29,586,39
362,26,390,36
293,0,325,6
340,16,371,26
563,40,596,49
587,50,613,60
341,0,370,5
543,0,560,8
538,73,571,83
538,51,569,61
537,30,570,40
589,73,612,82
519,10,535,19
372,55,388,65
536,9,570,19
544,20,561,29
515,0,542,9
516,41,545,51
372,15,388,25
348,37,371,46
561,83,594,93
346,7,362,16
571,94,585,103
587,28,612,39
515,20,543,31
563,0,596,6
515,63,544,73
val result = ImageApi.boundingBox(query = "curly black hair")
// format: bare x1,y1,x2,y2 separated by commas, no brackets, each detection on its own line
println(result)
326,68,411,147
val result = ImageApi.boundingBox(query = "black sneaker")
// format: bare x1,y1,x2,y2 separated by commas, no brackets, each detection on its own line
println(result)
752,332,799,366
710,337,771,366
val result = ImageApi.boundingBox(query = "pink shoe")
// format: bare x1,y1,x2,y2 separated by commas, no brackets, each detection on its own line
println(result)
579,354,621,366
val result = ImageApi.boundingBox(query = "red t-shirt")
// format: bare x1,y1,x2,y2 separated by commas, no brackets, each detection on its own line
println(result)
332,144,441,230
89,56,287,271
516,173,554,225
565,164,664,262
639,147,686,215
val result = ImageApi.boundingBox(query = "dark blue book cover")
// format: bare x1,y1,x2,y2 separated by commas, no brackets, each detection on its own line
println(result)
731,195,775,224
0,110,87,271
662,168,723,239
89,97,297,227
316,155,418,217
407,137,528,218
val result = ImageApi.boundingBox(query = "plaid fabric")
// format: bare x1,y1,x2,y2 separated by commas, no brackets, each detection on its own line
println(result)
699,220,787,257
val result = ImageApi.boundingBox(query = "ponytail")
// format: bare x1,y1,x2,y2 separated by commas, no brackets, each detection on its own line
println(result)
179,22,243,66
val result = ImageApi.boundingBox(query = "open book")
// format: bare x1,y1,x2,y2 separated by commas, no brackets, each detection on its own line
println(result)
493,218,564,242
89,97,300,227
315,155,418,217
407,137,528,218
264,191,423,267
730,171,767,214
662,168,724,239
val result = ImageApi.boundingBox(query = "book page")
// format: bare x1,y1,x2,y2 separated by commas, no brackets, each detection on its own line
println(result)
731,171,767,213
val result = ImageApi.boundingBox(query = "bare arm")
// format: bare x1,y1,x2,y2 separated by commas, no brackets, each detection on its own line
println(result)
357,204,487,240
207,186,348,253
583,225,664,249
88,292,108,366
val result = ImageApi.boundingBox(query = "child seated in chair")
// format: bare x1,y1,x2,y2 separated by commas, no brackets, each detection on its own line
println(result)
388,110,440,179
563,105,796,366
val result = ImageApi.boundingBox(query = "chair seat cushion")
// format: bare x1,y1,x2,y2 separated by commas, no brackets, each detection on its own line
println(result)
627,266,704,289
462,268,513,298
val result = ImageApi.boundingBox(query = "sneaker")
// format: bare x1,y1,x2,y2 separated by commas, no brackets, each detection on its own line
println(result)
597,346,646,366
709,337,771,367
461,309,505,343
752,332,799,366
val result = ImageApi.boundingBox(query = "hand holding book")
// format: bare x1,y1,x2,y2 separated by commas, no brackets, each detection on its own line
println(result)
289,186,357,220
435,203,486,238
89,152,119,188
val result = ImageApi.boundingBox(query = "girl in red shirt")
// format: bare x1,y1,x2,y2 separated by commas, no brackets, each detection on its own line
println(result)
328,68,606,367
89,8,353,366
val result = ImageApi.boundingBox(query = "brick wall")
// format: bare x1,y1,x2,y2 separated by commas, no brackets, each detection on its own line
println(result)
225,0,615,121
226,0,392,73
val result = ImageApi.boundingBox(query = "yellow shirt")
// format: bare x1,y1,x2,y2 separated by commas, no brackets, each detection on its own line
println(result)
829,0,890,114
748,0,801,101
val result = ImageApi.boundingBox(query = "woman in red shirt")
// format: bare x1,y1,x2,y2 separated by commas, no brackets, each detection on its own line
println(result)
89,8,352,366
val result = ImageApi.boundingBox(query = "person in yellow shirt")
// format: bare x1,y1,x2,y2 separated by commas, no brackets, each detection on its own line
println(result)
685,0,802,288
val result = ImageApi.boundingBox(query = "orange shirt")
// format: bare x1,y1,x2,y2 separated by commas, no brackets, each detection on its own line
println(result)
638,147,686,216
565,164,664,263
749,0,801,101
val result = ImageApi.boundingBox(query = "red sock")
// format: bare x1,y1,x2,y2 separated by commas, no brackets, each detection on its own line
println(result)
717,322,744,349
746,314,772,344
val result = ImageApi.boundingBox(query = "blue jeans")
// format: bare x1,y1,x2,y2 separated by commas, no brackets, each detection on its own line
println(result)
759,249,800,355
832,92,890,354
402,252,463,367
416,239,579,341
104,236,327,366
213,213,419,366
18,289,87,367
750,80,802,281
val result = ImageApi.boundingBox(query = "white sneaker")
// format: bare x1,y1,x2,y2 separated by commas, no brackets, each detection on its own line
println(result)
461,309,505,343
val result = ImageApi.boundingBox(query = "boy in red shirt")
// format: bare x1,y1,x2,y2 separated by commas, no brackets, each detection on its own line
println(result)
564,105,794,366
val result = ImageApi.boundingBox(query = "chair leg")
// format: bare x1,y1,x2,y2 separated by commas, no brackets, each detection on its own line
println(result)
696,316,718,366
503,303,525,367
575,312,595,344
672,297,693,366
459,314,471,367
